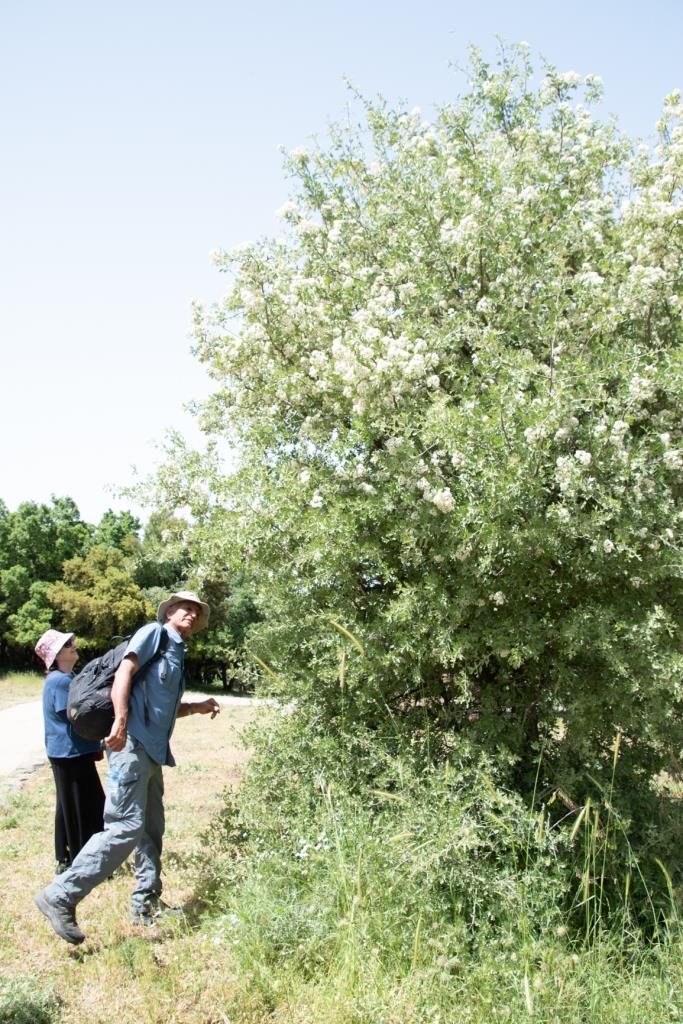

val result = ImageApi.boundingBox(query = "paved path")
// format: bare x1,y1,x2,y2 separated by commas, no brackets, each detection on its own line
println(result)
0,699,46,804
0,692,261,805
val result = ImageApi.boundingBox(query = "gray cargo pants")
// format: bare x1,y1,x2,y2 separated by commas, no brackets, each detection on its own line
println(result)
46,735,165,914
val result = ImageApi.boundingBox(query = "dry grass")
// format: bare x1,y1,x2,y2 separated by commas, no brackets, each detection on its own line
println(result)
0,671,44,710
0,698,258,1024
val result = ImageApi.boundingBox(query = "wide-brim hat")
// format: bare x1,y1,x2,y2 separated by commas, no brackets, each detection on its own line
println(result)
157,590,210,632
35,629,75,670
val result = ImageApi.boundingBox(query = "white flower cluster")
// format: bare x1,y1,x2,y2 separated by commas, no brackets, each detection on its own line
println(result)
440,214,479,247
431,487,456,513
524,425,547,445
576,269,604,288
629,374,655,403
319,327,440,411
416,476,455,513
663,449,683,471
275,201,299,220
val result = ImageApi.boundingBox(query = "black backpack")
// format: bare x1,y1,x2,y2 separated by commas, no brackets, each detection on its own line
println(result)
67,627,169,742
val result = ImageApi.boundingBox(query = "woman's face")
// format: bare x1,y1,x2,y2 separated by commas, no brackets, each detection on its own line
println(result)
54,637,79,673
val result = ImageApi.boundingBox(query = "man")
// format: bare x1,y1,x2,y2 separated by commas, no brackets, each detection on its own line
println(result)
34,590,220,945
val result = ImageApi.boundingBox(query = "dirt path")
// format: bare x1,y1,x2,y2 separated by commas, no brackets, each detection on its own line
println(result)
0,699,45,805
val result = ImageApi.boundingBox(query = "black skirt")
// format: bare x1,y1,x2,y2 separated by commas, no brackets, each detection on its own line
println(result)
49,753,105,866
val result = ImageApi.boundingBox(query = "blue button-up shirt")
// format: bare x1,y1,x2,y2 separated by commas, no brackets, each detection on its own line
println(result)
126,622,185,767
43,670,102,758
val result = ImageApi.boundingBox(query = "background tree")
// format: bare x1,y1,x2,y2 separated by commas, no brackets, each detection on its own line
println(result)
47,544,152,653
0,500,148,666
183,573,259,690
92,509,141,552
0,497,93,664
3,497,92,582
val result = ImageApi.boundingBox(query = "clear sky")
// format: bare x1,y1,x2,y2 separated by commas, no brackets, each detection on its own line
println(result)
1,0,681,525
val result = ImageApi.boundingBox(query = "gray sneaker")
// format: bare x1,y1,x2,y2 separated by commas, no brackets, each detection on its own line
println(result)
34,888,85,945
130,898,184,926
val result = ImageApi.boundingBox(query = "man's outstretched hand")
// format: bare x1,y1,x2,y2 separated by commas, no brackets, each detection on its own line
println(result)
193,698,221,719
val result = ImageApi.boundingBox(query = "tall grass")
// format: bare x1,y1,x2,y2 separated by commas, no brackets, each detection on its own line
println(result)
196,706,683,1023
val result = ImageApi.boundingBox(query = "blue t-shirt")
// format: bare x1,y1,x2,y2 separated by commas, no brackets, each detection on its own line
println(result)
42,670,102,759
125,621,185,767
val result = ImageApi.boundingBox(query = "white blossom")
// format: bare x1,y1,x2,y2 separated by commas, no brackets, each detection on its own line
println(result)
524,426,546,445
629,374,655,403
574,450,592,466
275,201,298,220
297,218,321,236
577,270,604,287
555,456,574,492
603,539,615,554
491,591,506,606
431,487,455,513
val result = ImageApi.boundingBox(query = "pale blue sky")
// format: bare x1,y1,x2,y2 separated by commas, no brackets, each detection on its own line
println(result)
1,0,681,524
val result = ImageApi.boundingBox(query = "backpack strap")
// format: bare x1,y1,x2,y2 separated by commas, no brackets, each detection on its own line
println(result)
136,625,170,727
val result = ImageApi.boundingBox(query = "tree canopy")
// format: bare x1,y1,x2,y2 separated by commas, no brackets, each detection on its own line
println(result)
156,47,681,811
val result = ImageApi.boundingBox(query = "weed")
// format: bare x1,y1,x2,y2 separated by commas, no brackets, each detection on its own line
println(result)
0,976,60,1024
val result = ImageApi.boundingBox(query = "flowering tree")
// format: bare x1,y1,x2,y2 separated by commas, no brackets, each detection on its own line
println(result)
164,47,682,804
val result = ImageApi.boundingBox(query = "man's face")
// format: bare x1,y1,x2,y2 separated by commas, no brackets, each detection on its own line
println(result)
166,600,200,637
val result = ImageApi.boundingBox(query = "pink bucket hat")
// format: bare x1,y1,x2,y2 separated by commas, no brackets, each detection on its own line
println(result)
35,629,74,670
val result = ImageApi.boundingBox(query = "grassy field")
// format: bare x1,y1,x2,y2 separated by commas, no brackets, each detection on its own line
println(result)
0,671,44,710
0,698,256,1024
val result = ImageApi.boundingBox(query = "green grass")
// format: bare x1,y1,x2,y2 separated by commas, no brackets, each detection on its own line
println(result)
0,976,60,1024
0,671,43,710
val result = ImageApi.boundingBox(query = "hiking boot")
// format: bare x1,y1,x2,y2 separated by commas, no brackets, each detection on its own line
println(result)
130,898,184,926
34,888,85,945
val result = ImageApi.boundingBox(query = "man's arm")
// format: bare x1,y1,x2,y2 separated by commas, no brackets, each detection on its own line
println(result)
104,654,140,750
177,698,220,720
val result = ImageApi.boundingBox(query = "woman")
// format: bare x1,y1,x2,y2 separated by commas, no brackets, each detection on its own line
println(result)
35,629,105,874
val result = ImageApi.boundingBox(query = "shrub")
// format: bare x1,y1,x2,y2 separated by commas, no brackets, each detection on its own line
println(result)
156,44,682,834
